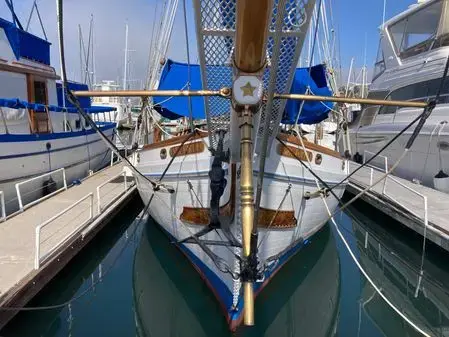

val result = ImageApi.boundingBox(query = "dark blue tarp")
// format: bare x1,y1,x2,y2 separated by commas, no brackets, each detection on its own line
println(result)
0,98,116,114
153,59,333,124
0,18,50,65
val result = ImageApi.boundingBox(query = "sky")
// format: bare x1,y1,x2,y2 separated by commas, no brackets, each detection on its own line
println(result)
1,0,420,87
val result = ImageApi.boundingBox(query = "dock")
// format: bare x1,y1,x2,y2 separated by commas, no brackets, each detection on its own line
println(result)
347,160,449,252
0,161,137,329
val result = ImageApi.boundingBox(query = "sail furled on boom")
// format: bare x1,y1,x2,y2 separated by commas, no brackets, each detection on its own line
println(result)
153,59,333,124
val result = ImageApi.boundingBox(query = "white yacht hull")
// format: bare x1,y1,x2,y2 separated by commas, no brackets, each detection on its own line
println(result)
349,106,449,188
134,132,347,329
0,125,115,214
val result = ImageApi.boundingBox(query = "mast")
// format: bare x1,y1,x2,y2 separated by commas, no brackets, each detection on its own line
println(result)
123,23,129,90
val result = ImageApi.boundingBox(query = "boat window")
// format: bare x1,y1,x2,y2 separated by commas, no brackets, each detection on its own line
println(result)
378,77,449,114
388,0,443,59
33,80,47,104
372,39,386,81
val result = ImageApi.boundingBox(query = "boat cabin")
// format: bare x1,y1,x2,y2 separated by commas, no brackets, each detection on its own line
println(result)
356,0,449,128
0,17,116,136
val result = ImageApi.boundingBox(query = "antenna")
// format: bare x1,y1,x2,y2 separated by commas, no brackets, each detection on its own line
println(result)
382,0,387,25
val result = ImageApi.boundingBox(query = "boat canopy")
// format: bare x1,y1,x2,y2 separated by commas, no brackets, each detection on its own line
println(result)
153,59,333,124
0,17,51,65
0,98,116,114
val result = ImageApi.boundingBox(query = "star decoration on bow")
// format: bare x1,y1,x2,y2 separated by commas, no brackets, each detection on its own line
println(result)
240,82,257,97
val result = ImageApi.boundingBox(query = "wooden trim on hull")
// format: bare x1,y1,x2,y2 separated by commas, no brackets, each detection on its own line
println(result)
278,133,342,159
181,205,296,229
277,144,312,161
141,130,208,151
169,141,205,157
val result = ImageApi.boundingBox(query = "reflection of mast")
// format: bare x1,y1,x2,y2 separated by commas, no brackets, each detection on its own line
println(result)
123,23,129,90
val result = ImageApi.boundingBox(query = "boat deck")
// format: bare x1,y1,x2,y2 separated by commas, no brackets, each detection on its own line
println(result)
0,161,138,329
347,161,449,251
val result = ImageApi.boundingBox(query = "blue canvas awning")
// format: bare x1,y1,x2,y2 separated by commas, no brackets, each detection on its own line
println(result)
0,98,116,114
0,17,51,65
153,59,334,124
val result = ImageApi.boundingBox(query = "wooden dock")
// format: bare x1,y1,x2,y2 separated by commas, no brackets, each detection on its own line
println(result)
347,161,449,252
0,162,138,329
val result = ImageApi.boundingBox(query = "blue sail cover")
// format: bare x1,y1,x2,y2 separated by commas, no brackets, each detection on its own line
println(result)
56,81,92,109
0,17,51,65
154,60,333,124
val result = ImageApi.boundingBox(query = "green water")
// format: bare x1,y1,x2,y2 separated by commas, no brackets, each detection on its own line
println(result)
2,198,449,337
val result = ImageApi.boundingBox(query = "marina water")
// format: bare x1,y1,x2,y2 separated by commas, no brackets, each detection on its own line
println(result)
1,198,446,337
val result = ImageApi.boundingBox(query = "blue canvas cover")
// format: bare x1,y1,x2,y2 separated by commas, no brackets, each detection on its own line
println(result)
153,59,333,124
0,17,51,65
0,98,116,114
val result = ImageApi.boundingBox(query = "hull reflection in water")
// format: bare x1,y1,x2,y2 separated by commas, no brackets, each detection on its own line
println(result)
133,218,340,336
347,204,449,337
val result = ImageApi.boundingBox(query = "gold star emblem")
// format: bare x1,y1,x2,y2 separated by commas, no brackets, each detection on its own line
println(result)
240,82,256,97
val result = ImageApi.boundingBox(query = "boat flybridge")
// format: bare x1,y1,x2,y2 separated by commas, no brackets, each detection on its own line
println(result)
347,0,449,192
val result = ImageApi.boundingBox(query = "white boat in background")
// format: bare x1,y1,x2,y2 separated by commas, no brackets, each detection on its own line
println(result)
0,16,116,215
91,80,128,127
347,0,449,192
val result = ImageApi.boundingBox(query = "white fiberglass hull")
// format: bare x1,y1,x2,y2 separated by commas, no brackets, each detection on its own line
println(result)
0,125,114,214
134,132,347,329
349,106,449,188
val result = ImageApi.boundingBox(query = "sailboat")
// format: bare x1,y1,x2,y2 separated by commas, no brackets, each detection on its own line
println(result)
130,0,348,330
71,0,434,330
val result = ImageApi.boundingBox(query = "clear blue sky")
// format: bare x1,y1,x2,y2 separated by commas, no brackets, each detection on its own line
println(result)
333,0,416,74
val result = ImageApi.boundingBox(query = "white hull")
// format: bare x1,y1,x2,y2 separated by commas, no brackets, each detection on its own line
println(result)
349,106,449,188
134,133,347,324
0,127,114,214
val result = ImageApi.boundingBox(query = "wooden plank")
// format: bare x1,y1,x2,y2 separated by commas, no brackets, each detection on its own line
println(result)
277,143,312,161
277,132,342,158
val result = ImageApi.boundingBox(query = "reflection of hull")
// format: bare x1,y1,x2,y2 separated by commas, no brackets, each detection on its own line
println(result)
347,204,449,336
133,219,340,336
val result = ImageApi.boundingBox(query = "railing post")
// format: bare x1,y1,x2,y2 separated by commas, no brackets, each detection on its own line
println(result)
96,186,101,214
90,193,94,220
15,184,23,211
34,226,40,269
382,176,387,195
124,171,128,191
370,168,373,186
0,191,5,222
384,157,388,173
62,168,68,190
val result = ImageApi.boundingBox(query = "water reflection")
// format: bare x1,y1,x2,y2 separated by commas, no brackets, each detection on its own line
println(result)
133,218,340,337
345,204,449,337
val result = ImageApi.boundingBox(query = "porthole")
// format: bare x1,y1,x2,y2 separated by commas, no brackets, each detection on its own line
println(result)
315,153,322,165
160,148,167,159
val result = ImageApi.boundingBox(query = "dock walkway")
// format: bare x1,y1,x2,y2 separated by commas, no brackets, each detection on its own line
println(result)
347,161,449,251
0,161,137,328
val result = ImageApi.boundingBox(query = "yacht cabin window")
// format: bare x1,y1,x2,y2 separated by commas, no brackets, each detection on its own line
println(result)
372,39,386,81
388,0,443,59
378,77,449,114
